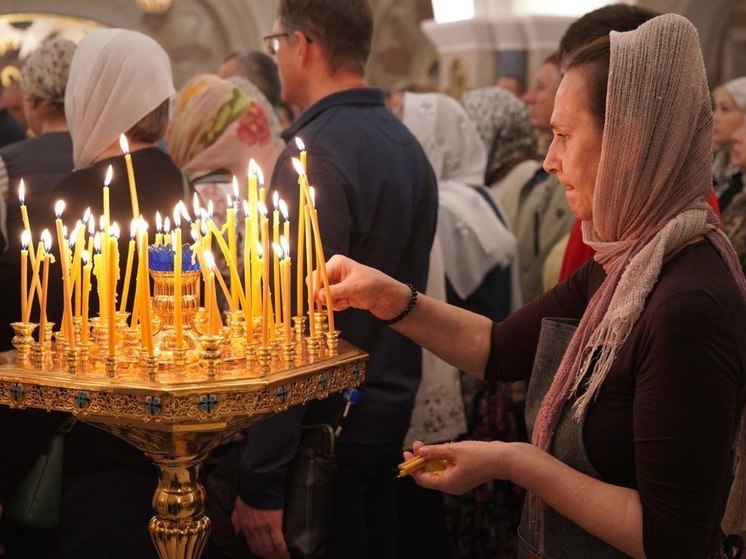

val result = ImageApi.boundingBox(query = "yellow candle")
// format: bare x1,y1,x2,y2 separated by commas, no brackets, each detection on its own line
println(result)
20,230,29,322
17,180,36,272
120,220,137,313
173,206,183,350
54,201,75,343
119,134,140,221
247,160,260,319
205,220,246,311
304,207,315,337
278,239,292,344
81,251,91,345
204,252,217,336
103,165,113,234
163,216,171,247
295,137,307,173
137,221,154,356
272,192,281,328
70,222,85,317
107,235,117,355
309,201,335,333
227,186,238,309
39,230,52,343
155,211,163,245
257,242,268,347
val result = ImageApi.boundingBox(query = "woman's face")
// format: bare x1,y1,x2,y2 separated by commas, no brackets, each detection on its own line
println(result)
713,88,744,148
543,68,603,222
731,121,746,172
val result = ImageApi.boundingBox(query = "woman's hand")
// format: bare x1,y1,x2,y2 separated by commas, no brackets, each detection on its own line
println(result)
408,440,512,495
319,255,412,321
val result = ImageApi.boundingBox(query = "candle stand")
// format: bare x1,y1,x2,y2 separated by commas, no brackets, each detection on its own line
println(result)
0,338,365,559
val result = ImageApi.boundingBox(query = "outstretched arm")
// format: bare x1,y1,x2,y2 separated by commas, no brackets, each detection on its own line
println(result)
323,255,493,378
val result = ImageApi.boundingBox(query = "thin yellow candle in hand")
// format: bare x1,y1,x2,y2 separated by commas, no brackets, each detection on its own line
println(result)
119,134,140,221
120,219,137,313
20,230,30,322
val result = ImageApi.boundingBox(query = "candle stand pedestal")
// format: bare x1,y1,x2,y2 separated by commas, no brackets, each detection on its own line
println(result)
0,339,366,559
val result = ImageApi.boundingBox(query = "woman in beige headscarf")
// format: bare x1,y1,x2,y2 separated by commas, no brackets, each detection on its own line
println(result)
319,14,746,558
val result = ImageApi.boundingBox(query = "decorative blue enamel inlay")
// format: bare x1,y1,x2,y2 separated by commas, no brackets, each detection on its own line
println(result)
318,373,327,390
145,396,162,416
199,394,218,413
10,383,23,402
74,390,90,410
352,365,361,380
277,385,289,403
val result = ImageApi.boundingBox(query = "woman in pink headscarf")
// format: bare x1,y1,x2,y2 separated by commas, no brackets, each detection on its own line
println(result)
318,14,746,559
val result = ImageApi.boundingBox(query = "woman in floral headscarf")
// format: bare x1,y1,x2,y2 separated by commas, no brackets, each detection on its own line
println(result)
166,73,279,213
320,13,746,558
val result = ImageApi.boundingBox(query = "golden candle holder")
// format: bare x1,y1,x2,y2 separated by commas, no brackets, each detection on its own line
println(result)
325,329,341,355
292,315,306,341
152,271,202,366
0,338,366,559
256,346,271,373
199,335,221,377
10,322,37,365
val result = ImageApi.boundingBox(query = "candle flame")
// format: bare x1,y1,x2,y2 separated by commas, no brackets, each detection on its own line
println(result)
257,166,265,187
193,192,201,218
104,165,113,187
54,199,65,218
226,193,233,209
68,234,76,249
200,219,208,236
173,205,181,228
62,224,68,239
295,136,305,151
119,134,130,154
18,179,25,204
272,241,283,260
291,157,305,177
98,215,105,232
82,250,90,265
232,175,239,199
110,222,121,239
94,232,101,253
257,200,268,216
137,216,149,234
155,211,162,232
88,215,95,235
163,217,170,233
203,250,215,271
272,190,279,210
248,159,258,176
41,229,52,252
177,200,190,223
130,219,137,239
21,229,30,249
309,186,316,207
279,199,289,220
242,200,250,218
255,241,263,259
207,199,214,218
280,235,290,256
82,207,91,223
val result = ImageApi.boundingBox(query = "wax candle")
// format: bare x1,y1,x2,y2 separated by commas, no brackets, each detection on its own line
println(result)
256,241,268,347
304,205,315,337
137,219,154,356
295,137,307,173
39,230,52,343
227,185,238,309
203,251,217,336
242,200,252,337
277,239,292,344
306,188,335,332
173,205,183,349
205,220,246,311
107,227,119,355
81,250,91,345
70,221,85,317
103,165,113,234
155,211,163,245
54,201,75,342
120,219,137,313
119,134,140,220
271,191,281,327
20,230,29,321
163,216,171,247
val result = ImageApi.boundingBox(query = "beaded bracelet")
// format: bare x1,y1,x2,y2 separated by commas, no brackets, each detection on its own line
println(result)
380,283,418,326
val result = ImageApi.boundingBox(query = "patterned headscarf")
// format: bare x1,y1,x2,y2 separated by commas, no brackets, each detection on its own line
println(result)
461,86,538,186
166,73,279,184
20,37,76,104
65,29,175,169
533,13,746,458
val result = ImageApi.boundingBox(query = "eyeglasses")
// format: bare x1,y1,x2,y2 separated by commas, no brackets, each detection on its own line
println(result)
263,32,290,56
262,31,313,56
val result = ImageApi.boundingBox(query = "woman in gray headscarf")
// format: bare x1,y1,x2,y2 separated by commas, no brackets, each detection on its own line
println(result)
321,13,746,558
714,77,746,211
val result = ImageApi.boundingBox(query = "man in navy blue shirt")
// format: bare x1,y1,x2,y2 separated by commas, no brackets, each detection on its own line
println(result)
230,0,437,557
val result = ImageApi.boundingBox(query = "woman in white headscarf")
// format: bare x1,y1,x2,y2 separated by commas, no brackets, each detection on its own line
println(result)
46,29,190,559
712,76,746,210
320,14,746,558
399,91,523,557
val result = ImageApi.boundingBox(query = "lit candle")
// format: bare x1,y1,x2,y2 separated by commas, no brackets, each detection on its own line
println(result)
155,211,163,245
81,250,91,345
203,251,217,336
272,191,281,329
163,216,171,247
279,199,290,246
20,230,30,322
70,220,85,317
304,204,315,337
86,216,95,259
39,230,52,343
307,187,335,332
205,219,246,311
277,238,292,344
137,218,154,356
296,136,307,173
242,200,252,337
227,181,238,309
107,224,119,356
256,241,268,347
173,204,184,349
119,134,140,220
120,219,137,313
54,200,75,343
103,165,113,234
